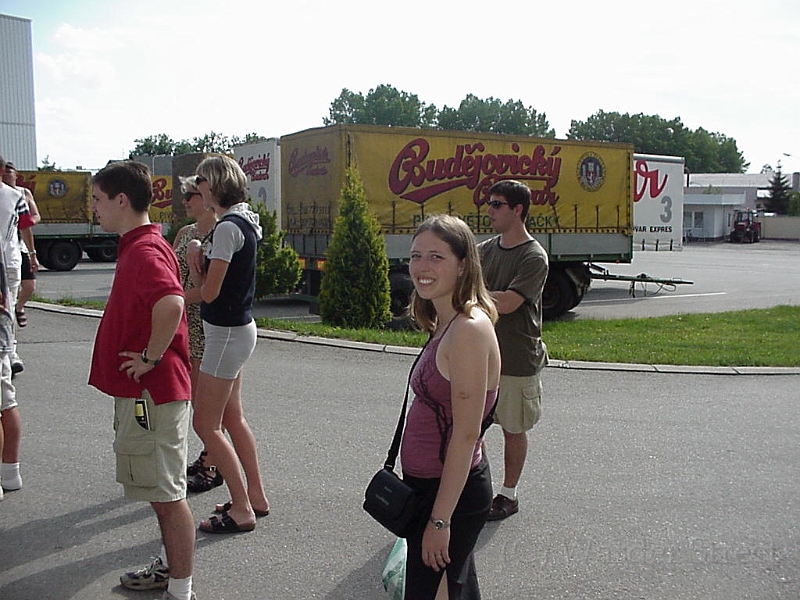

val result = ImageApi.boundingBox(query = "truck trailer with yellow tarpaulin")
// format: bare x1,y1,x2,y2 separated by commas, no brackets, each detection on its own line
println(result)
281,124,634,318
13,170,172,271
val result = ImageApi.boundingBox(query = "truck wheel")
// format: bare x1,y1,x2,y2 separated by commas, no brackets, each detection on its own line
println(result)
96,239,119,261
87,239,118,262
389,271,414,318
48,241,82,271
542,270,575,320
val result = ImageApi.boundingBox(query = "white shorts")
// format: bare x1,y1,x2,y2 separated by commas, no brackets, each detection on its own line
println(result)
1,353,16,411
200,320,257,379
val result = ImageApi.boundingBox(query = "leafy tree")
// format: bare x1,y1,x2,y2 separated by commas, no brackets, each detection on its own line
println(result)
318,167,391,328
130,134,179,157
129,131,269,157
764,167,792,214
568,110,747,173
253,205,302,298
192,131,233,154
39,155,58,171
437,94,554,137
324,84,437,127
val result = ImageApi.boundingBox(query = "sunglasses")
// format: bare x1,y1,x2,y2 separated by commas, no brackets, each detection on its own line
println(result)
194,175,207,185
183,191,202,202
486,200,509,209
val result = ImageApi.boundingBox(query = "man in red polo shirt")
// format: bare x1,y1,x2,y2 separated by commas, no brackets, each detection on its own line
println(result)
88,161,196,600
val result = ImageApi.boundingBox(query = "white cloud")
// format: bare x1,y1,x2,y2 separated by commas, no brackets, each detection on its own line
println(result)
22,0,800,172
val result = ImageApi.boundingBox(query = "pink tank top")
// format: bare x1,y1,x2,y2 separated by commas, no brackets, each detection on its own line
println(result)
400,318,498,478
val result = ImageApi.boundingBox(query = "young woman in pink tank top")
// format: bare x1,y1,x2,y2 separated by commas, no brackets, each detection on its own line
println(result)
400,214,501,600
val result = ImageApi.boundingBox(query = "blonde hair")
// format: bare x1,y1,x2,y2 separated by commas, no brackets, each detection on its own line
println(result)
195,155,247,207
409,214,498,334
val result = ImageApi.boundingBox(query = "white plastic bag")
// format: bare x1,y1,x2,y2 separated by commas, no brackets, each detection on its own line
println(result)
381,537,407,600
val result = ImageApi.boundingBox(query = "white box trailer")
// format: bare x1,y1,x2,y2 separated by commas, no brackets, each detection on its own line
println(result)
633,153,685,251
234,139,281,222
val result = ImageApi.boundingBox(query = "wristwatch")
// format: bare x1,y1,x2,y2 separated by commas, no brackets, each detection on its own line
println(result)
140,348,162,366
428,517,450,530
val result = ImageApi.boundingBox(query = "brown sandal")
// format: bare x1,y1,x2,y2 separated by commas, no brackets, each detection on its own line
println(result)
186,466,223,493
214,501,269,517
199,512,255,534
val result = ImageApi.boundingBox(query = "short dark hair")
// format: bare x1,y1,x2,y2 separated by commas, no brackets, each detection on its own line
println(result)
93,161,153,213
489,179,531,220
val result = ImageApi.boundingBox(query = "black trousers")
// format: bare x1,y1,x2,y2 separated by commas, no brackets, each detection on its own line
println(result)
403,456,492,600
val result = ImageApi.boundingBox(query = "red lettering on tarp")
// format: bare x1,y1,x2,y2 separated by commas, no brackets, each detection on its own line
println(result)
388,138,561,206
288,146,331,177
239,154,271,181
151,177,172,209
634,160,667,202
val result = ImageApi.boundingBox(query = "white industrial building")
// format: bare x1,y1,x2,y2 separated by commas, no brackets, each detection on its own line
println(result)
0,13,37,170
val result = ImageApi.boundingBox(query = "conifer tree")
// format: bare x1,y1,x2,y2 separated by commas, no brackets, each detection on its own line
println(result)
318,168,392,328
253,205,302,298
765,167,792,214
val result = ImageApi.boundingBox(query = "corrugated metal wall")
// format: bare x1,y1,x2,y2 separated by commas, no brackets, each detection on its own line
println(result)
0,14,37,170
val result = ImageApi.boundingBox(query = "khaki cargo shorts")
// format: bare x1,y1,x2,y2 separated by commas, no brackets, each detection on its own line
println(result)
113,391,190,503
493,373,543,434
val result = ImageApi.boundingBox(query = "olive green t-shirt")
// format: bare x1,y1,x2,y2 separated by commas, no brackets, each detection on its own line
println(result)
479,236,548,377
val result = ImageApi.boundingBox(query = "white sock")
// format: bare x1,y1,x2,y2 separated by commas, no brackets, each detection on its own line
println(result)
160,545,169,569
499,485,517,501
167,576,193,600
1,462,21,490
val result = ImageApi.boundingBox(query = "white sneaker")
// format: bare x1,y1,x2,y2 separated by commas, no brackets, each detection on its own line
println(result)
162,590,197,600
1,473,22,491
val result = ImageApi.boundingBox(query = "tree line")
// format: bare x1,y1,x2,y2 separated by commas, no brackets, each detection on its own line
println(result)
128,83,750,174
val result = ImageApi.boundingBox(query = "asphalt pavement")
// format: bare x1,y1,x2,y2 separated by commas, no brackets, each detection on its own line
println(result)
0,308,798,600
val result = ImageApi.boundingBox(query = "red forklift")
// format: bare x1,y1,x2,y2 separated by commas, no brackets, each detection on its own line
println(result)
729,209,761,243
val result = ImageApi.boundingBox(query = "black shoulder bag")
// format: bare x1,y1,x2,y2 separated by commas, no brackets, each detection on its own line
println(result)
363,339,498,538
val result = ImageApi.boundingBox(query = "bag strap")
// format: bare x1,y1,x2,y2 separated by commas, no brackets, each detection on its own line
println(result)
383,336,498,470
384,337,430,471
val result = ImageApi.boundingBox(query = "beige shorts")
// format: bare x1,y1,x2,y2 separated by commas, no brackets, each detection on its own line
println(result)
493,374,543,434
113,391,190,503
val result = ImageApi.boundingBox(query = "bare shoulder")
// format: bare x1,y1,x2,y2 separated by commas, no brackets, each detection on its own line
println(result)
450,308,496,344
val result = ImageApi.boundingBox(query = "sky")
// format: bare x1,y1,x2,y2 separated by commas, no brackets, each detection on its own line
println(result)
2,0,799,174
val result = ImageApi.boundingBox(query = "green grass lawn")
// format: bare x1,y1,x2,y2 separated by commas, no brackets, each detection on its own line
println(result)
255,305,800,368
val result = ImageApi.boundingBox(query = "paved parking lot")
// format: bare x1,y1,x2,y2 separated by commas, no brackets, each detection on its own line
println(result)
32,240,800,322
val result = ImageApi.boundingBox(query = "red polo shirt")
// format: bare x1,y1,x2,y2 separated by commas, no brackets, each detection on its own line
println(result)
89,224,191,405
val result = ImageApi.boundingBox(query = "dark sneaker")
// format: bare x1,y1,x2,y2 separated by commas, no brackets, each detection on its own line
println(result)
120,557,169,590
487,494,519,521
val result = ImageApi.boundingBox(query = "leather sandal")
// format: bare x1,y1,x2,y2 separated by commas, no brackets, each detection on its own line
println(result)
198,512,256,534
214,500,269,517
186,466,223,493
15,309,27,328
187,451,208,477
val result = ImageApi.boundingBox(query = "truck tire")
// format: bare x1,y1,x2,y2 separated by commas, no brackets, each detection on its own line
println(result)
87,239,118,262
542,270,575,320
48,241,82,271
389,270,414,318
